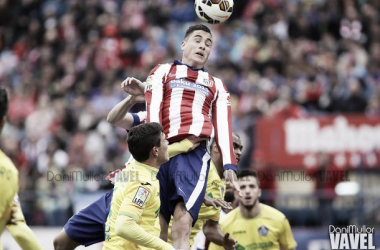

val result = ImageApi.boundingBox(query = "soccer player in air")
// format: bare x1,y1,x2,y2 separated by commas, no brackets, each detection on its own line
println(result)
103,122,174,250
208,169,298,250
53,86,203,250
0,88,43,250
123,24,240,250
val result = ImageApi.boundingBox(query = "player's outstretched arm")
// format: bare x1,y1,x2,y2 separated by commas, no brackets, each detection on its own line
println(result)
115,216,175,250
203,220,236,250
6,202,43,250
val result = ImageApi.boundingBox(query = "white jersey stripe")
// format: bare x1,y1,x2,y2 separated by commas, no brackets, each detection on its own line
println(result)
168,88,184,138
188,91,206,136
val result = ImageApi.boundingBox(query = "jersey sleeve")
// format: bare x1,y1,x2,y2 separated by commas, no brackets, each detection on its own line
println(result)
6,199,43,250
115,216,174,250
279,218,297,250
212,79,237,172
144,64,170,124
118,181,154,222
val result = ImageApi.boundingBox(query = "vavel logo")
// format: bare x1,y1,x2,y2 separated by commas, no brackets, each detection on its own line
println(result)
329,225,375,249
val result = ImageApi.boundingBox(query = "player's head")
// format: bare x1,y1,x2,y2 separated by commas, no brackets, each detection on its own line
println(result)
236,169,261,211
181,24,212,69
210,132,243,173
127,122,169,164
0,88,8,134
232,133,243,163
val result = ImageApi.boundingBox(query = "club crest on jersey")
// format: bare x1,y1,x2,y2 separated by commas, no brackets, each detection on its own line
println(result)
132,186,150,207
258,225,269,236
202,78,214,87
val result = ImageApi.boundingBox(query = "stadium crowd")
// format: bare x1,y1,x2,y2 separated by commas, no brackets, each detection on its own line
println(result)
0,0,379,225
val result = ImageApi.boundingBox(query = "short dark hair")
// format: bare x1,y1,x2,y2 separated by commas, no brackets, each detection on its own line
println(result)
127,122,164,162
0,88,8,120
184,24,212,40
237,169,259,184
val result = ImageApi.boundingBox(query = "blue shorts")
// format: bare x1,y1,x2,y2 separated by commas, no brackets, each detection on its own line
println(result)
64,190,113,247
158,145,210,226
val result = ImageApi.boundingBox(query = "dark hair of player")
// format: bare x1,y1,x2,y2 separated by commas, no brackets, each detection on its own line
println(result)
0,88,8,121
184,24,212,40
237,169,259,185
127,122,164,162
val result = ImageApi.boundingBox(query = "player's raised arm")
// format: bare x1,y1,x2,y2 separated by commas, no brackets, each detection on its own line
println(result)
212,79,237,172
144,64,172,124
107,78,145,130
211,79,241,194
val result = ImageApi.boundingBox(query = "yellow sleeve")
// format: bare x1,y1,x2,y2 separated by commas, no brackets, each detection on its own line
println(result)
115,216,173,250
118,181,152,221
5,199,43,250
168,139,193,158
279,218,297,250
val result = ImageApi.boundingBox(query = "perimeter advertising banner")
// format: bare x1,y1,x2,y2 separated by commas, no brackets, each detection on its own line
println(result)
256,115,380,169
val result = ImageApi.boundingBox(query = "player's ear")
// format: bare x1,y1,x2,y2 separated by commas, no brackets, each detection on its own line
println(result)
181,40,186,51
152,146,159,157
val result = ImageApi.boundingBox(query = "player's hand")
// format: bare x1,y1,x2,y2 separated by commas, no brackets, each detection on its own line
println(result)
223,233,237,250
121,77,145,96
224,170,242,197
186,135,207,152
203,196,233,210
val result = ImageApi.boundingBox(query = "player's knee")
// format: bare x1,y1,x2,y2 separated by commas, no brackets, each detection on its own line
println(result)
53,230,78,250
173,214,192,235
53,236,62,250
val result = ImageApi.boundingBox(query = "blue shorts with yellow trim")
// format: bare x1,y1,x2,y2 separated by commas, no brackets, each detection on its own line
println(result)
157,145,210,226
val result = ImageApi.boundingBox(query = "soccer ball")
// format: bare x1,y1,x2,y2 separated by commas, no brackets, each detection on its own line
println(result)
195,0,234,24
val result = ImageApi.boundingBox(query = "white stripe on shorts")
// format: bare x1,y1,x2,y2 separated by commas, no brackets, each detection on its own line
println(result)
185,152,211,211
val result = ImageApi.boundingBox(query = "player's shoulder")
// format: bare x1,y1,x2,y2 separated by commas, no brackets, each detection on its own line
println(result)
220,207,240,225
260,203,286,221
149,63,173,75
0,150,18,175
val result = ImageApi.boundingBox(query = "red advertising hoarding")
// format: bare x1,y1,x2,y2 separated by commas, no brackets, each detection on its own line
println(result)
256,115,380,169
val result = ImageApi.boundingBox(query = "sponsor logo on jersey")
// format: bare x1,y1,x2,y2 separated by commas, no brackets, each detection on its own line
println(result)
233,230,246,235
169,79,210,96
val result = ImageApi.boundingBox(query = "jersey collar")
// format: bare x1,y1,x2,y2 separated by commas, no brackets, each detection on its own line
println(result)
174,60,207,72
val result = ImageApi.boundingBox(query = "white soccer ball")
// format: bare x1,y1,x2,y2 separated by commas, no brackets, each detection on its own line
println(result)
194,0,234,24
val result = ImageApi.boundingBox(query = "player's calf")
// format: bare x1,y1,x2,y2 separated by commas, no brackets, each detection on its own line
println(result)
172,202,193,250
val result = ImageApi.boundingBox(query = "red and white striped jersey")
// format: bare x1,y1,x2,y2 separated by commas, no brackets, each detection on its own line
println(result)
144,60,237,171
